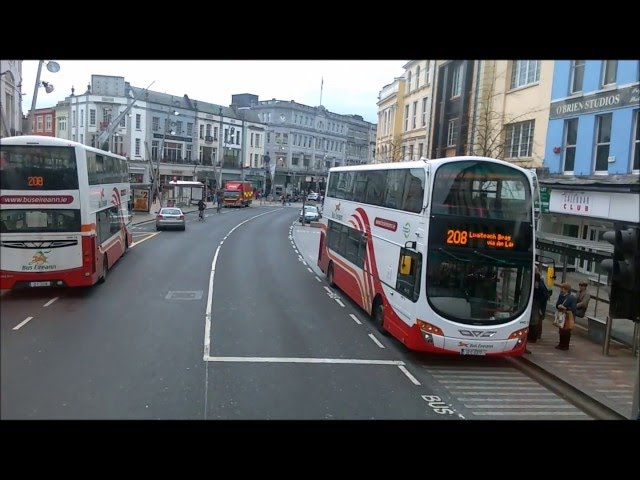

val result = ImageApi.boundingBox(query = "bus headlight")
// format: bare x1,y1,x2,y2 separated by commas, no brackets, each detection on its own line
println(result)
508,327,529,349
417,319,443,344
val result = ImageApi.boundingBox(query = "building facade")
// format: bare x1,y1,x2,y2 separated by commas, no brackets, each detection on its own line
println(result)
248,98,376,194
31,107,56,137
399,60,436,162
539,60,640,277
0,60,23,138
376,77,406,162
56,75,267,192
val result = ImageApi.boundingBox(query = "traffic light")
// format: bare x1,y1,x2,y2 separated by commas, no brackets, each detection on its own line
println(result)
601,225,640,321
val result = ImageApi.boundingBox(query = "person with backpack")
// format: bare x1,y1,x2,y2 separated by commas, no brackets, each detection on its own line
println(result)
197,198,206,220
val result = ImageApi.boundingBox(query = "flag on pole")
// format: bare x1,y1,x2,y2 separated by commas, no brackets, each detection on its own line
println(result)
320,76,324,106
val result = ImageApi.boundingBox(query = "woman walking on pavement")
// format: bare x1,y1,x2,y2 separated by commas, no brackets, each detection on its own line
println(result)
555,282,577,350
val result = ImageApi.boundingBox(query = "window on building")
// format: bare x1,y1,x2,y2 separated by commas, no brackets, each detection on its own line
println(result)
451,64,462,98
506,120,535,158
601,60,618,87
415,65,420,89
510,60,540,89
186,144,192,162
214,126,218,141
199,124,204,139
562,118,578,173
135,138,141,156
73,110,77,127
256,133,261,148
409,145,414,161
425,61,430,85
176,121,183,135
412,101,417,129
80,109,84,127
404,105,409,131
206,124,212,137
37,116,43,132
402,145,406,160
250,132,254,147
407,71,412,92
422,97,428,126
570,60,585,94
447,119,458,147
58,117,66,131
135,114,141,130
89,109,96,126
633,110,639,172
187,123,193,136
418,143,423,159
594,113,612,173
153,117,159,132
120,115,126,128
45,115,52,132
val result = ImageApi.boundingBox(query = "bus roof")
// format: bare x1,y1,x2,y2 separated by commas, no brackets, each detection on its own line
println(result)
329,156,531,175
0,135,128,160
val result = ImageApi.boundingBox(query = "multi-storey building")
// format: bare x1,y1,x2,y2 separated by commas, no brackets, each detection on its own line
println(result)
247,97,376,194
399,60,436,162
31,107,56,137
0,60,24,138
539,60,640,278
56,75,266,192
376,76,406,162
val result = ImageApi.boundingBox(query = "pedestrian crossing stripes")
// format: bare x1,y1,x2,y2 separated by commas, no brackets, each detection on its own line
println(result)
424,366,591,420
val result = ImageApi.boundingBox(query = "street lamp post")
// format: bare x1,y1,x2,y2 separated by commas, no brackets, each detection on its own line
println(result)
27,60,59,135
155,107,179,205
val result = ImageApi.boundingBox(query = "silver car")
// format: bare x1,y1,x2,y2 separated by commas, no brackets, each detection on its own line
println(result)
156,207,186,231
299,205,321,223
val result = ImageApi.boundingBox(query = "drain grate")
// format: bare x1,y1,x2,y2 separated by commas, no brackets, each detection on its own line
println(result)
165,291,203,300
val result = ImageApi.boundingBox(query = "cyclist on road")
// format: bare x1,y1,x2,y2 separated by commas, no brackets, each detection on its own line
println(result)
197,198,206,220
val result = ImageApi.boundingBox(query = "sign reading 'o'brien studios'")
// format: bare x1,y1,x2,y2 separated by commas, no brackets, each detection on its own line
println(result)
550,84,639,119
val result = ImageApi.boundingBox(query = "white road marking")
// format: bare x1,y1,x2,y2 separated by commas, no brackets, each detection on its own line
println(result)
129,232,159,247
398,365,421,385
368,333,385,348
204,208,281,361
204,356,405,365
335,298,345,307
324,286,332,293
294,249,299,254
349,314,362,325
315,276,322,282
307,267,313,273
43,297,58,307
13,316,34,330
302,261,308,266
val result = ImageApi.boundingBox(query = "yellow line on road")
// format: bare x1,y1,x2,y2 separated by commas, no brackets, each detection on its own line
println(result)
130,232,160,248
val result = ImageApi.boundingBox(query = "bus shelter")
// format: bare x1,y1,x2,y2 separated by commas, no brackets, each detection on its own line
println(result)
163,180,205,208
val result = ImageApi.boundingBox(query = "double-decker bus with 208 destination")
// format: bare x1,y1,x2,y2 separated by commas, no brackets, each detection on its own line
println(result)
0,136,132,289
318,156,535,356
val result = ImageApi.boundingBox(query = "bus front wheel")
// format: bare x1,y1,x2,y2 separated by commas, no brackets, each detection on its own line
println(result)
372,297,388,335
327,262,336,287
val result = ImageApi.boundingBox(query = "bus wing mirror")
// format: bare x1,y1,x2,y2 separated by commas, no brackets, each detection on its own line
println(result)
400,256,412,275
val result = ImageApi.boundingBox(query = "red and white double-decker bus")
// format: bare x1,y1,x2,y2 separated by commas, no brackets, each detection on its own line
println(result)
0,136,132,289
318,156,535,356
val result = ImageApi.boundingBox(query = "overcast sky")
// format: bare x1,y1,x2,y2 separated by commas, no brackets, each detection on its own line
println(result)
21,60,408,124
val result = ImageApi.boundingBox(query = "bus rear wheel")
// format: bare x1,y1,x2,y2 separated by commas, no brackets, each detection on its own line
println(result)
327,262,336,287
372,297,388,335
98,255,108,284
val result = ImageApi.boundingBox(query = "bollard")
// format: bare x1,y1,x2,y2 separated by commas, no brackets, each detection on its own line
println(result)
602,315,613,356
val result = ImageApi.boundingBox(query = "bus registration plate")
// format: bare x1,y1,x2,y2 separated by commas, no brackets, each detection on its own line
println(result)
30,281,51,287
461,349,486,356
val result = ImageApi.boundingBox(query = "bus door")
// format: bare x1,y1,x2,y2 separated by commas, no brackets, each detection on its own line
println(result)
387,243,422,328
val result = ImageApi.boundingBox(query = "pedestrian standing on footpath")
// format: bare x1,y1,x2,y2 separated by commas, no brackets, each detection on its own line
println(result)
555,282,577,351
527,271,549,346
575,281,591,318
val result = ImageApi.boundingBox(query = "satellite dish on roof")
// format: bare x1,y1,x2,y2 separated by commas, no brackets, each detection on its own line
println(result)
46,61,60,73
